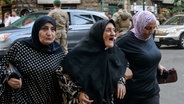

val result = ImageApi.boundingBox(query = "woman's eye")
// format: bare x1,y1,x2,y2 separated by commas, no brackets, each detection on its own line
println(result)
41,27,55,31
41,27,48,30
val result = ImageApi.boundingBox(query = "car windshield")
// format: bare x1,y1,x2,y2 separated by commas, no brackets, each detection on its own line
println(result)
163,15,184,25
10,13,46,28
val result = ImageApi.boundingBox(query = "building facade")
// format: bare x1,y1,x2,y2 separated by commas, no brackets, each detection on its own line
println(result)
0,0,143,20
0,0,178,22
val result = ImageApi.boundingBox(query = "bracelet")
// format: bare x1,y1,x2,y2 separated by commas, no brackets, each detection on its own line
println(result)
118,77,126,85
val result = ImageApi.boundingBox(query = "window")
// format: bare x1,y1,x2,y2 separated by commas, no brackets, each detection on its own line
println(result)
93,15,104,22
11,13,46,27
71,12,93,25
164,16,184,25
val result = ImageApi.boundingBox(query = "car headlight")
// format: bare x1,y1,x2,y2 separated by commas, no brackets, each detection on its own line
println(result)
156,28,178,36
165,28,178,34
0,33,11,41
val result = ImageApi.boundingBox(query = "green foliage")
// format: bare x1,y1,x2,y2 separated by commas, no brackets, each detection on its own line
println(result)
173,0,184,14
3,0,11,4
174,0,184,7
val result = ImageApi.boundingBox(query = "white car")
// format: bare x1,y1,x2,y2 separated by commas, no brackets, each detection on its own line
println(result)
154,14,184,48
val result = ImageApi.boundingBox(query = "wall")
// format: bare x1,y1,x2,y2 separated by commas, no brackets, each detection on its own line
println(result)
0,0,145,19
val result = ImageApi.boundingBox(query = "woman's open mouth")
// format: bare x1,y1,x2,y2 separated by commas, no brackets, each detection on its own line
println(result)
109,37,114,42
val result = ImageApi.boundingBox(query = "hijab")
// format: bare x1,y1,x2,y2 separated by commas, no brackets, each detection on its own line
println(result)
130,11,157,41
62,19,127,103
22,16,62,54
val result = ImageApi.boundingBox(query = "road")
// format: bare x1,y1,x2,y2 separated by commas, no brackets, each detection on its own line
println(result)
0,45,183,103
159,46,184,104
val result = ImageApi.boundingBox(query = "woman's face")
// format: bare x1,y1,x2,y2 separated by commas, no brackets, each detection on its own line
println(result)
103,23,116,48
143,21,156,39
39,23,56,45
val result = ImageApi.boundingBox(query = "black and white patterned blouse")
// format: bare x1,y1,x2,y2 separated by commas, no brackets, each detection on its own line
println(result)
0,41,65,104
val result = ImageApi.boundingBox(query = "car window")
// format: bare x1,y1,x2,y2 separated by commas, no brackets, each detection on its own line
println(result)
163,17,176,25
176,16,184,25
93,15,104,22
70,12,94,25
163,16,184,25
11,13,46,28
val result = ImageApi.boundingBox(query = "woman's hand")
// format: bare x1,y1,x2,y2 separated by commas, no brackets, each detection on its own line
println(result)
158,64,166,75
79,92,93,104
8,78,22,89
124,68,133,80
117,83,126,99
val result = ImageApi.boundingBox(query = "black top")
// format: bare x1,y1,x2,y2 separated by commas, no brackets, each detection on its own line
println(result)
116,31,161,99
0,41,65,104
0,16,65,103
62,20,127,104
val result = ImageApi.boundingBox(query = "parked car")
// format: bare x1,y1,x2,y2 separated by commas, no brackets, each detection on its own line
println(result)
0,9,108,58
154,14,184,48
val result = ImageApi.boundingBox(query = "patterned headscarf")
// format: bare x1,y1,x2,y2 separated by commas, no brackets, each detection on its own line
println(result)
130,11,157,40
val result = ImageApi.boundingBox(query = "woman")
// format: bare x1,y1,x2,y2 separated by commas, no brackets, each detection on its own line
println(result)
116,11,165,104
62,19,127,104
0,16,65,103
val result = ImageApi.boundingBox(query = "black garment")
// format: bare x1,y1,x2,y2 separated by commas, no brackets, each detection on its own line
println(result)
0,23,4,28
0,16,65,104
116,31,161,100
63,20,127,104
0,41,64,104
124,93,159,104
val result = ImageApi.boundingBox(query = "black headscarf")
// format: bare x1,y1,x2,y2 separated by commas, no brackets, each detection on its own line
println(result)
22,16,62,54
63,19,127,104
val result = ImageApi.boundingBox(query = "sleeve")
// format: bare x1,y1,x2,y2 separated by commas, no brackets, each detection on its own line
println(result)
48,11,52,17
128,12,132,18
65,12,69,33
56,67,81,102
111,12,119,23
0,42,20,95
0,42,19,85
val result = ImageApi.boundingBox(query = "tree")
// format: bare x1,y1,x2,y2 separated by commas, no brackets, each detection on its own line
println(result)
3,0,11,4
174,0,184,7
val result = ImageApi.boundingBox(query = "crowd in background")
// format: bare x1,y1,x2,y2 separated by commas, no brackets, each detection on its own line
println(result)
0,10,20,28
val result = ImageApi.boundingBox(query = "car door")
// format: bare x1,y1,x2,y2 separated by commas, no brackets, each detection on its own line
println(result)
67,11,94,49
